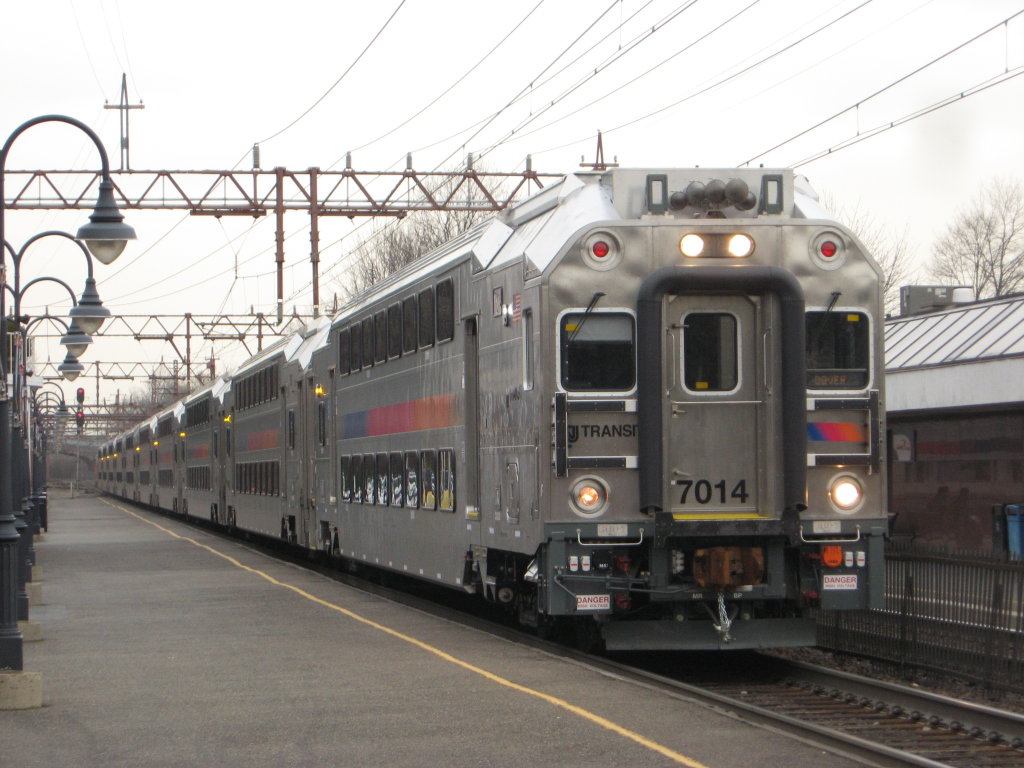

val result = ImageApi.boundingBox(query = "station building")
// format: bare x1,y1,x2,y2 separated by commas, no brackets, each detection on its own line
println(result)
885,286,1024,550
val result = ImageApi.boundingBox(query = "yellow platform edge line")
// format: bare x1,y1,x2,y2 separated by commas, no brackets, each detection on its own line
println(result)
101,498,715,768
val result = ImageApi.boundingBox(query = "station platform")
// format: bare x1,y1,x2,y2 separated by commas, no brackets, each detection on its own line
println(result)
2,491,861,768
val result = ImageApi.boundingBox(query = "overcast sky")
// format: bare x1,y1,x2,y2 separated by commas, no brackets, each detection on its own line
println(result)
3,0,1023,404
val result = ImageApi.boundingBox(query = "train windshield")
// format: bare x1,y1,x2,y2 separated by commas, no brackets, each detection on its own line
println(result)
560,312,635,391
805,311,869,389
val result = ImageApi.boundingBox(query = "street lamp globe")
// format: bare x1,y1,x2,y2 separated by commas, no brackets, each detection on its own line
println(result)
67,277,111,335
59,319,92,359
74,180,136,265
57,352,85,382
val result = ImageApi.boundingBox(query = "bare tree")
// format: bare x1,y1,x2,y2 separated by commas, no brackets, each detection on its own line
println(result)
820,192,916,315
338,167,509,300
929,178,1024,299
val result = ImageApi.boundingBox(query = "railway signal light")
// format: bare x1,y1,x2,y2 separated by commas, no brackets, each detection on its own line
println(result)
76,387,85,405
76,410,85,435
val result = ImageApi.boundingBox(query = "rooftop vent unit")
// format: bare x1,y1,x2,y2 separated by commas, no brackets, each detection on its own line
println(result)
899,285,975,317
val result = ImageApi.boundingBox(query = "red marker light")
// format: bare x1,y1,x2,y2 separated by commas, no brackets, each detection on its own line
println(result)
820,240,838,258
592,240,610,259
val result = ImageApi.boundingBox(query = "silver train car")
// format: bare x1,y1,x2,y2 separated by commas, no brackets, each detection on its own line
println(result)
98,167,887,650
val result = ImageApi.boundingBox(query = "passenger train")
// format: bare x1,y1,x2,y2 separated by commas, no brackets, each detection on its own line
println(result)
98,167,887,650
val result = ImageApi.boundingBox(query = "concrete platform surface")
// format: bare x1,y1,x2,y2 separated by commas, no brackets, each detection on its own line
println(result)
1,491,861,768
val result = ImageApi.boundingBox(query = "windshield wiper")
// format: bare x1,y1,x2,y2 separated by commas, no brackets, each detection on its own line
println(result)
569,292,606,342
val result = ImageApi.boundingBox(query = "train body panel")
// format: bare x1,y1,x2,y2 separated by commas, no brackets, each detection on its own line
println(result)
99,167,887,651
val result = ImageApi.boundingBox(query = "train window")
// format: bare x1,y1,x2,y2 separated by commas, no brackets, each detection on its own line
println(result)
421,450,437,510
404,452,419,508
339,329,351,374
682,313,738,392
352,456,364,503
364,454,376,504
387,304,402,359
340,457,351,503
374,312,387,364
560,312,635,391
362,318,374,368
402,296,417,354
350,326,361,371
805,311,870,389
436,279,455,342
438,449,455,512
376,454,389,505
390,453,404,507
523,307,534,391
418,287,435,348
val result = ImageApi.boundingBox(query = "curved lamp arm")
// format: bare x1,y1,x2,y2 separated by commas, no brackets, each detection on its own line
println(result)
2,231,95,279
13,275,80,306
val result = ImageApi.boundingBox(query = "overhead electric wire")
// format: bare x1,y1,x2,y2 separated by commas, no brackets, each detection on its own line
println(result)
334,0,549,165
228,0,406,171
280,1,635,308
470,0,736,162
101,212,192,282
789,66,1024,168
526,0,876,158
424,0,623,173
400,0,660,159
103,216,273,305
114,0,143,98
742,7,1024,166
68,0,107,97
99,0,128,76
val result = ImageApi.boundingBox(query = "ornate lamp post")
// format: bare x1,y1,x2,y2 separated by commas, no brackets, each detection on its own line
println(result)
0,115,134,702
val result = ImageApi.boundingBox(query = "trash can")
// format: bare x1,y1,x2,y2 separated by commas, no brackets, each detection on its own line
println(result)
1005,504,1024,558
992,504,1008,553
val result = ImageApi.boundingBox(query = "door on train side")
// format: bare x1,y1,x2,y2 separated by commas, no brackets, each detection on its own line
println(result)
298,376,317,548
665,294,777,520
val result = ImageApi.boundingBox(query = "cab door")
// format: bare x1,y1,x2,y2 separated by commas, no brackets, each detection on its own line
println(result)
665,294,778,519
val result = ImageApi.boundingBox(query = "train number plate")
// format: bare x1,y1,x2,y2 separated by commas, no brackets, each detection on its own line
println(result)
823,574,858,590
576,594,611,611
597,523,628,537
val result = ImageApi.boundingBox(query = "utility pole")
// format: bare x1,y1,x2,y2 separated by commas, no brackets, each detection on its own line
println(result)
103,74,144,171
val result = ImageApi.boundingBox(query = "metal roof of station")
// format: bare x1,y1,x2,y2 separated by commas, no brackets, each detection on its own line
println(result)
885,293,1024,372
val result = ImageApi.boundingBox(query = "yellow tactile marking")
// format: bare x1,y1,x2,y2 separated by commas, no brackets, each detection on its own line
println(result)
102,498,715,768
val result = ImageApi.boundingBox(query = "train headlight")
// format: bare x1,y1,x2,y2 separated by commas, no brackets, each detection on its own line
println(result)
727,233,755,257
680,234,705,257
570,477,609,517
680,232,754,258
829,475,863,511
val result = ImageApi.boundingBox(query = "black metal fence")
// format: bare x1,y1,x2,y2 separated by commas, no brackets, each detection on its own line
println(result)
817,543,1024,690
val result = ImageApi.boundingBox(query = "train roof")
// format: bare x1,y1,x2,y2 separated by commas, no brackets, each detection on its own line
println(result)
327,167,833,326
232,335,290,377
284,315,332,371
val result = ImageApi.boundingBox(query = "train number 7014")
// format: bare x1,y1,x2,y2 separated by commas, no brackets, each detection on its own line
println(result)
678,479,749,505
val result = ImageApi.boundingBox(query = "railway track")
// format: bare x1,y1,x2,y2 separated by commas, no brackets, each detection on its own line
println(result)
598,651,1024,768
145,500,1024,768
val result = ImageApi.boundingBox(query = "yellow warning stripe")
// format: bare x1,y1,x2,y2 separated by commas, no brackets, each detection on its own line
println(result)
102,498,715,768
672,513,766,520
